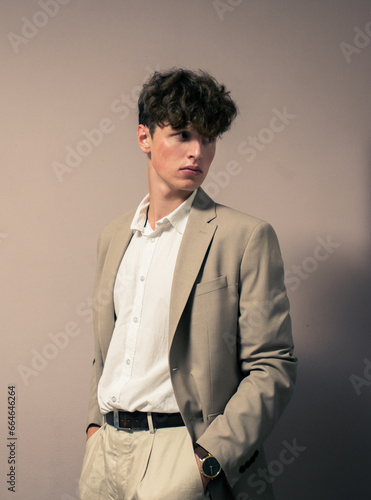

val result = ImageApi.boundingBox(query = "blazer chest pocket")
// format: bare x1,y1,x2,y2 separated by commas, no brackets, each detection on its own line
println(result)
195,275,228,296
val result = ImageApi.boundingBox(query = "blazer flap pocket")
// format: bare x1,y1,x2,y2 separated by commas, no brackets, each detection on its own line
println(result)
195,276,228,296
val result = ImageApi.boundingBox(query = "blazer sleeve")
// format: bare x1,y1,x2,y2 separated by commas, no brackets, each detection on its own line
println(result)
197,221,297,487
86,233,106,430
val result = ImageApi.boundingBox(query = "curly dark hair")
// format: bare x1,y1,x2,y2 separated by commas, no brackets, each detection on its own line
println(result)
138,68,238,139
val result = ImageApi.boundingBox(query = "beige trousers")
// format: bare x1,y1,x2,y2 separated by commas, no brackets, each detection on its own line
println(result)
79,423,210,500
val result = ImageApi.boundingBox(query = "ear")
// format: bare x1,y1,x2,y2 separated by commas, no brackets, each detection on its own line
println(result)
137,125,151,153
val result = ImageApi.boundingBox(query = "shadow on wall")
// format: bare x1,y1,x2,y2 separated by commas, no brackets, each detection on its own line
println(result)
262,150,371,500
270,252,371,500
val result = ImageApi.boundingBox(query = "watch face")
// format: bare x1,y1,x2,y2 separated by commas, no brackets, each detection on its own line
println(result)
202,456,221,478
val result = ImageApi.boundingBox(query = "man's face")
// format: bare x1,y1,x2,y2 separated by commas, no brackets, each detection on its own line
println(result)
138,124,216,196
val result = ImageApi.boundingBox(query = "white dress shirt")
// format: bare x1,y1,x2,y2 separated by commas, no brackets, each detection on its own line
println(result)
98,190,197,414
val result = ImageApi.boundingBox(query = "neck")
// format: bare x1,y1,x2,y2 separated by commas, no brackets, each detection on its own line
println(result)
146,159,196,229
147,187,194,230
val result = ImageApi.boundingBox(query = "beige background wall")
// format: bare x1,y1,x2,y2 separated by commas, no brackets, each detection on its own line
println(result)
1,1,370,498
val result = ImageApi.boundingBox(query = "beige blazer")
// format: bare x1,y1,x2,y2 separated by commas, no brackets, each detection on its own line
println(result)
87,188,297,500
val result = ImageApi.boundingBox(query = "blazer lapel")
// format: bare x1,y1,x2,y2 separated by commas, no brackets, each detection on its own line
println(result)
98,212,134,357
168,188,217,346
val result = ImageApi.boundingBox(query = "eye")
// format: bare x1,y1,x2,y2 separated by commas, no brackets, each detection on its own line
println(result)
176,130,190,140
203,136,215,145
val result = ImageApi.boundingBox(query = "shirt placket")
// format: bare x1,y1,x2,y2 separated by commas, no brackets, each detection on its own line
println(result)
119,232,159,383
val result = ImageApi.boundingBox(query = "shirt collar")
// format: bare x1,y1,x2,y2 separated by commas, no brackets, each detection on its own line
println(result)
131,189,197,235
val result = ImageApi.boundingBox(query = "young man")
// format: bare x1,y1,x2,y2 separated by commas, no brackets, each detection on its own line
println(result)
79,68,297,500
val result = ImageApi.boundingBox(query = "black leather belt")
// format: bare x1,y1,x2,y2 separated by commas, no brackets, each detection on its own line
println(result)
105,410,184,430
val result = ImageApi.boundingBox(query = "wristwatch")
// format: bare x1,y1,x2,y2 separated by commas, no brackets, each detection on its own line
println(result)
195,445,221,480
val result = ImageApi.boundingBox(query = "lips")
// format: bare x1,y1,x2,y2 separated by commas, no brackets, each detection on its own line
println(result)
180,165,202,174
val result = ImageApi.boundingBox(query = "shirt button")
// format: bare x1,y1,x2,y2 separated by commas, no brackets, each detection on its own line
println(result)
140,276,145,282
126,359,130,365
133,317,138,323
111,396,116,402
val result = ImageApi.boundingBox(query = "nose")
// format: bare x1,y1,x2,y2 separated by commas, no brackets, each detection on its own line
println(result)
188,138,202,160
